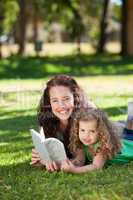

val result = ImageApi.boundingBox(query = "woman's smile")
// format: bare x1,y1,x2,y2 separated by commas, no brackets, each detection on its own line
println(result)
49,86,74,121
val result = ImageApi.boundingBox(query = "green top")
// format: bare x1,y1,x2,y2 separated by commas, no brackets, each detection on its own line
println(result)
83,139,133,165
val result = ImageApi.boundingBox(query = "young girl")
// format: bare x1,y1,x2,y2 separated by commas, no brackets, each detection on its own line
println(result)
31,74,96,171
61,108,133,173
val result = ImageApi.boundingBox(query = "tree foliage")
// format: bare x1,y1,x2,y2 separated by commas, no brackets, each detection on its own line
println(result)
0,0,19,35
31,0,103,45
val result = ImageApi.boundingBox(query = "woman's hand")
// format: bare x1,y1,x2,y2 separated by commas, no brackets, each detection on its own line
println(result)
45,161,60,172
31,148,45,167
30,148,45,167
61,159,76,173
31,149,59,171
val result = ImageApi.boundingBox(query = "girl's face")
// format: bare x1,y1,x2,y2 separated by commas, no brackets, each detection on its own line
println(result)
49,86,74,123
79,119,99,146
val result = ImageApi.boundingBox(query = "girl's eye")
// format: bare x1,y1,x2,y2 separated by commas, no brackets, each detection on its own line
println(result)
90,130,95,134
80,129,85,132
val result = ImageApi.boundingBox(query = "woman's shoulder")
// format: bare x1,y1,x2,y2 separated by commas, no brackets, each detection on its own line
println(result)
87,99,97,109
81,96,96,109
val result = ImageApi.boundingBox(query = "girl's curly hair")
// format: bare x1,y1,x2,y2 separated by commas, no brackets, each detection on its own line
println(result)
69,108,121,159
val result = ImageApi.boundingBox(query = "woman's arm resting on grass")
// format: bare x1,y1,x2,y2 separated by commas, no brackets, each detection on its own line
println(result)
61,153,106,174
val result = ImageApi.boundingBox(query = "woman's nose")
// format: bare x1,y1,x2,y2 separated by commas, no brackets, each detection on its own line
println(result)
58,101,65,108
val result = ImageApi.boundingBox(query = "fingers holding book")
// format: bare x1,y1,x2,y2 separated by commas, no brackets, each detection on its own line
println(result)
30,148,41,165
45,161,60,172
30,148,60,171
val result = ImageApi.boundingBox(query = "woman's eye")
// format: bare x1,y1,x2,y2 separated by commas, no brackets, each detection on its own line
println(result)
63,97,70,101
51,100,58,103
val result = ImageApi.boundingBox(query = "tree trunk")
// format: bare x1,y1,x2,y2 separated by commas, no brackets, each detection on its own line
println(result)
121,0,128,56
0,42,2,59
0,11,4,59
66,0,83,53
97,0,110,53
77,36,81,54
121,0,133,56
18,0,26,55
33,7,38,44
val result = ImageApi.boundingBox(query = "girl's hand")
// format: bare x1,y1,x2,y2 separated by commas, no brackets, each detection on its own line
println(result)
61,159,76,173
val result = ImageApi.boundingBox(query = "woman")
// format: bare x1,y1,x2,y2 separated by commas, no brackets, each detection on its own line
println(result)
31,74,96,171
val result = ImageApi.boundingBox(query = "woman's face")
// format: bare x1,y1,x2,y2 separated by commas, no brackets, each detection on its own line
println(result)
49,86,74,123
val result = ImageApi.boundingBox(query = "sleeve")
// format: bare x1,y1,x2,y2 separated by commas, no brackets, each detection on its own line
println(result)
81,91,97,109
111,121,125,137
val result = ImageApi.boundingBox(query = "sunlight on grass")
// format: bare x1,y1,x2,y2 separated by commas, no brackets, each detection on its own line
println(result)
0,56,133,200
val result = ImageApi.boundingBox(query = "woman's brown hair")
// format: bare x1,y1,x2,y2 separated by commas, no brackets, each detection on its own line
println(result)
69,108,121,159
37,74,89,140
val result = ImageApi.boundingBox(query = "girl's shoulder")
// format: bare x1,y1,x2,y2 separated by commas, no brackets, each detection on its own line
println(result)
82,144,92,161
82,143,100,161
83,143,99,152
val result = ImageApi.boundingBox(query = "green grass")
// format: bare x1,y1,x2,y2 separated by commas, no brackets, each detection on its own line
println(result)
0,54,133,200
0,54,133,79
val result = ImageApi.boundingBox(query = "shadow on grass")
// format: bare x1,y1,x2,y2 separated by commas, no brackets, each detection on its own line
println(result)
0,54,133,79
0,115,37,132
0,114,37,144
0,108,35,118
103,105,127,117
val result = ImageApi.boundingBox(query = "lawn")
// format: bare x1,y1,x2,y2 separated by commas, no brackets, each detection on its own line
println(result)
0,54,133,200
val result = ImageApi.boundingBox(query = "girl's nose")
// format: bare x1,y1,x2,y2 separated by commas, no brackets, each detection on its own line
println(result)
83,133,89,139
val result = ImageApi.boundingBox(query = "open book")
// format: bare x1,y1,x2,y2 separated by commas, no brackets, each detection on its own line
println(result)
30,129,67,163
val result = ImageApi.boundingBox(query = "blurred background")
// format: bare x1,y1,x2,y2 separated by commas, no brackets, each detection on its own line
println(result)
0,0,133,57
0,2,133,199
0,0,133,115
0,0,132,112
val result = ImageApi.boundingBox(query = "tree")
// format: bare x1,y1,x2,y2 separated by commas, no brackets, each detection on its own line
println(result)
97,0,110,53
65,0,85,53
17,0,27,55
25,0,103,53
121,0,127,56
0,0,19,58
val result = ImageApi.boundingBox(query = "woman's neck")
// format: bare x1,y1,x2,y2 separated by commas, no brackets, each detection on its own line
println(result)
60,120,68,131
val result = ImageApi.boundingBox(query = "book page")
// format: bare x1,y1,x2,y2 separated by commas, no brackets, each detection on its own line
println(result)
30,129,51,162
44,138,67,162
